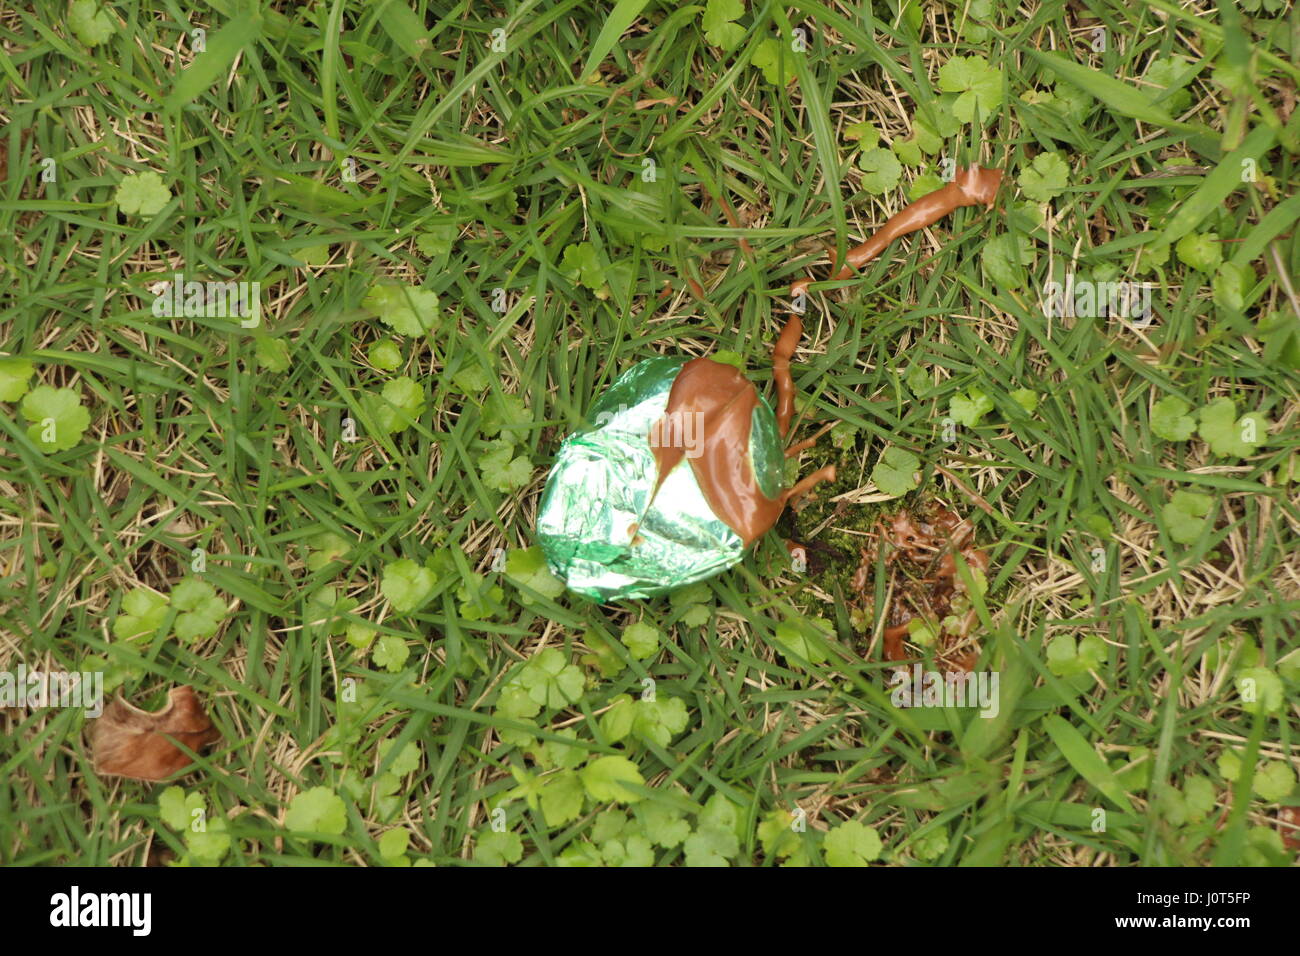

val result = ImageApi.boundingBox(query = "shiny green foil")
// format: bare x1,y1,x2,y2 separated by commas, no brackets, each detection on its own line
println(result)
537,356,784,602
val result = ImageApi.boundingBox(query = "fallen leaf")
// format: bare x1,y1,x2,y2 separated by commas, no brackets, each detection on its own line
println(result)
91,686,221,782
857,502,989,668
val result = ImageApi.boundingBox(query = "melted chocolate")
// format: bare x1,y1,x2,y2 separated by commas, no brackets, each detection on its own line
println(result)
649,322,835,546
790,165,1002,298
772,314,801,438
640,166,1004,549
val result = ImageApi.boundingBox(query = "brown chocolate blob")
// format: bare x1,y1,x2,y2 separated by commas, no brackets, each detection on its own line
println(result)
648,322,836,546
790,165,1003,298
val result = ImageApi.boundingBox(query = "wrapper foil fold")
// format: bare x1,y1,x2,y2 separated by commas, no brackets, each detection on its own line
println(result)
538,357,784,601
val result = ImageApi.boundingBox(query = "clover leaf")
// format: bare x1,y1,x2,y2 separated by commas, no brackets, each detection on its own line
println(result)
773,619,830,664
453,360,492,395
757,809,803,861
1217,749,1242,782
752,37,795,86
378,828,411,864
908,171,944,199
189,817,231,864
475,826,524,866
561,242,605,292
683,822,739,867
159,787,230,864
1254,761,1296,802
381,558,438,613
858,147,902,194
254,335,291,372
1018,151,1070,202
1151,395,1196,441
938,55,1003,123
0,357,34,402
1163,490,1213,545
457,571,506,621
912,827,950,862
305,531,350,572
1175,232,1221,272
581,755,646,804
532,728,587,771
892,115,946,166
632,696,690,748
368,339,402,370
600,831,655,867
371,376,426,434
171,577,225,642
599,695,637,742
1046,633,1106,679
480,392,531,438
949,387,994,427
621,621,660,660
684,794,741,866
159,786,198,831
20,385,91,452
701,0,745,51
981,233,1032,288
113,587,170,641
844,121,879,146
372,634,410,672
871,446,920,497
518,647,585,709
114,171,170,218
634,802,692,848
1235,666,1284,715
69,0,117,45
1010,388,1039,413
415,223,458,258
824,819,883,866
284,787,347,837
504,546,565,603
1182,775,1215,823
1198,397,1268,458
539,771,586,827
345,622,376,649
1145,57,1193,115
478,438,532,492
960,0,993,39
1212,262,1253,312
1256,309,1300,369
670,582,713,628
362,283,439,336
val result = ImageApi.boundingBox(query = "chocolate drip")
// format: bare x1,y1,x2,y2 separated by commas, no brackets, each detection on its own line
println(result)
790,165,1002,298
772,313,801,438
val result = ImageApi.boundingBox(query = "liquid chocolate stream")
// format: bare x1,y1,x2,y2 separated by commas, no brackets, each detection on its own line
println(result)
772,313,801,438
789,165,1002,298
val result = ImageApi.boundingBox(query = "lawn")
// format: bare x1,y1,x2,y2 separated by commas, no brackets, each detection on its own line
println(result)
1,0,1298,867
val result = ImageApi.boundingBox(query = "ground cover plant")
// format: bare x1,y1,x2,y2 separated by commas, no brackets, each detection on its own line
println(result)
1,0,1298,867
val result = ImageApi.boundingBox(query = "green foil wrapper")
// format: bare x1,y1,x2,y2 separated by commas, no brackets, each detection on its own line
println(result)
537,356,785,602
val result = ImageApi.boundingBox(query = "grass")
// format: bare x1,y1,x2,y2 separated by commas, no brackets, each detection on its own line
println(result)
0,0,1297,867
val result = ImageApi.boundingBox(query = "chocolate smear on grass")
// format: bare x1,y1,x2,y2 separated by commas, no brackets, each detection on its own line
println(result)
790,165,1003,298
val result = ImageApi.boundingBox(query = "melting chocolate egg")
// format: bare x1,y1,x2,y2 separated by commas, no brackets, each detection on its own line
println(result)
537,320,834,601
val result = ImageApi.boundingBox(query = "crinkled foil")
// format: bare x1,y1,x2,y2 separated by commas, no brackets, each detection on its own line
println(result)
537,357,784,602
